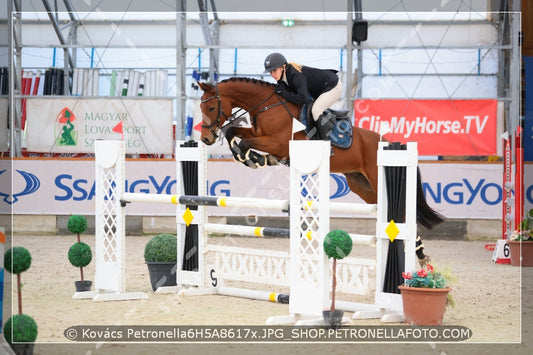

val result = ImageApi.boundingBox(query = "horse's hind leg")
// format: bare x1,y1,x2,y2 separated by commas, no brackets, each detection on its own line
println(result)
343,172,377,204
344,172,430,267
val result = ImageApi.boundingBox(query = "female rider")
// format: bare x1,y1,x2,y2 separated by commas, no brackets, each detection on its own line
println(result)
263,52,343,140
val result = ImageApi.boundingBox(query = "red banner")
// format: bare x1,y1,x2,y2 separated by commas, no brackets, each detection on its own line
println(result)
353,99,497,156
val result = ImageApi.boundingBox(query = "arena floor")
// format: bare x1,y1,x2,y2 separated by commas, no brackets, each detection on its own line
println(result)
2,234,532,355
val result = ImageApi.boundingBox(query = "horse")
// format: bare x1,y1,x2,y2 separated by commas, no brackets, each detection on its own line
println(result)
197,77,444,263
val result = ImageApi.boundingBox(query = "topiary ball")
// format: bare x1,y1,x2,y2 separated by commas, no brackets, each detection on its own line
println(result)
144,233,177,263
67,215,87,234
4,247,32,274
68,242,92,267
3,314,38,343
323,230,353,260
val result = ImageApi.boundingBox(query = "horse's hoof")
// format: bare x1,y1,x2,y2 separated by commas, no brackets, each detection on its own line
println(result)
266,155,279,166
418,255,431,268
245,159,258,169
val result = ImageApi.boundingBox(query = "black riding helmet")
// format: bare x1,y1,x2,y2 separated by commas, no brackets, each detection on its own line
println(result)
264,52,287,73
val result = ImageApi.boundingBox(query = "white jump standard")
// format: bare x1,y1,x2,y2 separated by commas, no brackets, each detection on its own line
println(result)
92,139,418,324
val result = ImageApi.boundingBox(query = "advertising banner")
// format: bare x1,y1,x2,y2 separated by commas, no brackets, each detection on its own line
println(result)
354,99,498,156
3,158,531,220
24,97,173,154
0,99,7,152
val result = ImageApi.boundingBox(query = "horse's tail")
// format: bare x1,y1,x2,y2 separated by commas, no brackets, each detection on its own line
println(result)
416,167,445,229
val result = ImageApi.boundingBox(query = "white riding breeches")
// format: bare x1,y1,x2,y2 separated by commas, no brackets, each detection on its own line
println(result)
311,79,343,121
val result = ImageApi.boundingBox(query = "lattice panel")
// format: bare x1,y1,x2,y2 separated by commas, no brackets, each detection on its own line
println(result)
101,168,119,264
296,173,322,285
335,258,375,295
209,245,290,287
209,244,373,295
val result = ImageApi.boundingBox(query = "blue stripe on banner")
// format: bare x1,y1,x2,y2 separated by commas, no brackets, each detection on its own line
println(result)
524,56,533,162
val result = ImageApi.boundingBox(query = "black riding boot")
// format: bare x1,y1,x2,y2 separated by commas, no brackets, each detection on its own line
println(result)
315,113,335,140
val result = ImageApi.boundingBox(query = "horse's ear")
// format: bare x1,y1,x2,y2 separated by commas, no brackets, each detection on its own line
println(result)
197,81,213,93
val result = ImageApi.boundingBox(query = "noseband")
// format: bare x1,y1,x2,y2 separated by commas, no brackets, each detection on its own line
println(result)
200,84,229,140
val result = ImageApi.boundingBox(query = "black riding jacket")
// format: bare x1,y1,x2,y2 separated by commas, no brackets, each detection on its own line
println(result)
277,64,339,104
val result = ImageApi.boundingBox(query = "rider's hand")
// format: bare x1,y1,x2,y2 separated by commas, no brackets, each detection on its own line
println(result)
275,82,288,95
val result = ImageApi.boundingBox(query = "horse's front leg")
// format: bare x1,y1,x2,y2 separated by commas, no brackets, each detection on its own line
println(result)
225,127,285,168
224,127,255,165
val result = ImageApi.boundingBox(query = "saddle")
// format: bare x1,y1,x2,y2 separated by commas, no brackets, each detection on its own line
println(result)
299,104,353,149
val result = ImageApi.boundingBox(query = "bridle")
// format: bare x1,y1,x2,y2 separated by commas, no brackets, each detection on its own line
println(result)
200,84,229,140
200,82,296,139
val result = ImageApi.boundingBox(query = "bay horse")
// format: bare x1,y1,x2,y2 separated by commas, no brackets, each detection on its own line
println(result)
197,77,444,263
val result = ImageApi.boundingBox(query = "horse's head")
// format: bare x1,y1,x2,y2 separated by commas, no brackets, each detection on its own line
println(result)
197,81,232,145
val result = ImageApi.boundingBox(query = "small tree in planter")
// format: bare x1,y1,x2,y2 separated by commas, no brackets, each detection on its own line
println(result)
323,230,352,328
68,242,93,291
3,314,38,353
67,215,93,291
4,247,38,354
144,233,177,291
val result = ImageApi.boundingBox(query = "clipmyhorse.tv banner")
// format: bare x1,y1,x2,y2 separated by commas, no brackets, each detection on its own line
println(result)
354,99,498,156
25,97,173,154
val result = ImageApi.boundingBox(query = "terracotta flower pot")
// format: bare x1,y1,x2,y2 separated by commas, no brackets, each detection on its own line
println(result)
508,240,533,267
398,285,451,326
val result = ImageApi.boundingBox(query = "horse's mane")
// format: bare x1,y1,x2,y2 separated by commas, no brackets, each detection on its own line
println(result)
219,77,275,88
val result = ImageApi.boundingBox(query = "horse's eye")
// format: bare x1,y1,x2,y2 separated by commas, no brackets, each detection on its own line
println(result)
208,107,215,112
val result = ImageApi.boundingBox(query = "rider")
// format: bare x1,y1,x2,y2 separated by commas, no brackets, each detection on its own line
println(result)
264,52,342,140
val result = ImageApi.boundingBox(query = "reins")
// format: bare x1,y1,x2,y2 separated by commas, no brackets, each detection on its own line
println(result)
201,82,297,133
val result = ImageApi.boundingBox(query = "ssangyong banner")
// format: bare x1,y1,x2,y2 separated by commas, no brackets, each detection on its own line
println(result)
354,99,498,156
24,97,173,154
3,158,532,220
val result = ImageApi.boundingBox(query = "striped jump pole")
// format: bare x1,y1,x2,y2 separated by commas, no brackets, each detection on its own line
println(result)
121,193,376,215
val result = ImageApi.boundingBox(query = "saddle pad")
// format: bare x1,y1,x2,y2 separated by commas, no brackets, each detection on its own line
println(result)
299,105,353,149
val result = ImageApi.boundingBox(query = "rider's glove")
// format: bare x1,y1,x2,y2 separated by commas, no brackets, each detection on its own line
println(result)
275,82,288,95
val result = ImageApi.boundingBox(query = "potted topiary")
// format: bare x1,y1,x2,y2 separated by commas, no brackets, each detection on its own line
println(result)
144,233,177,291
3,315,38,355
68,242,93,292
67,215,92,292
322,230,352,329
3,247,38,355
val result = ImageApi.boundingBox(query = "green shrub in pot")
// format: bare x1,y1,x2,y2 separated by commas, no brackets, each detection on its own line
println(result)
144,233,177,262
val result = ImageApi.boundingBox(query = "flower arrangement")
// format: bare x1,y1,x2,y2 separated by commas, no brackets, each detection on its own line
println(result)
402,263,456,307
510,209,533,241
402,263,454,289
